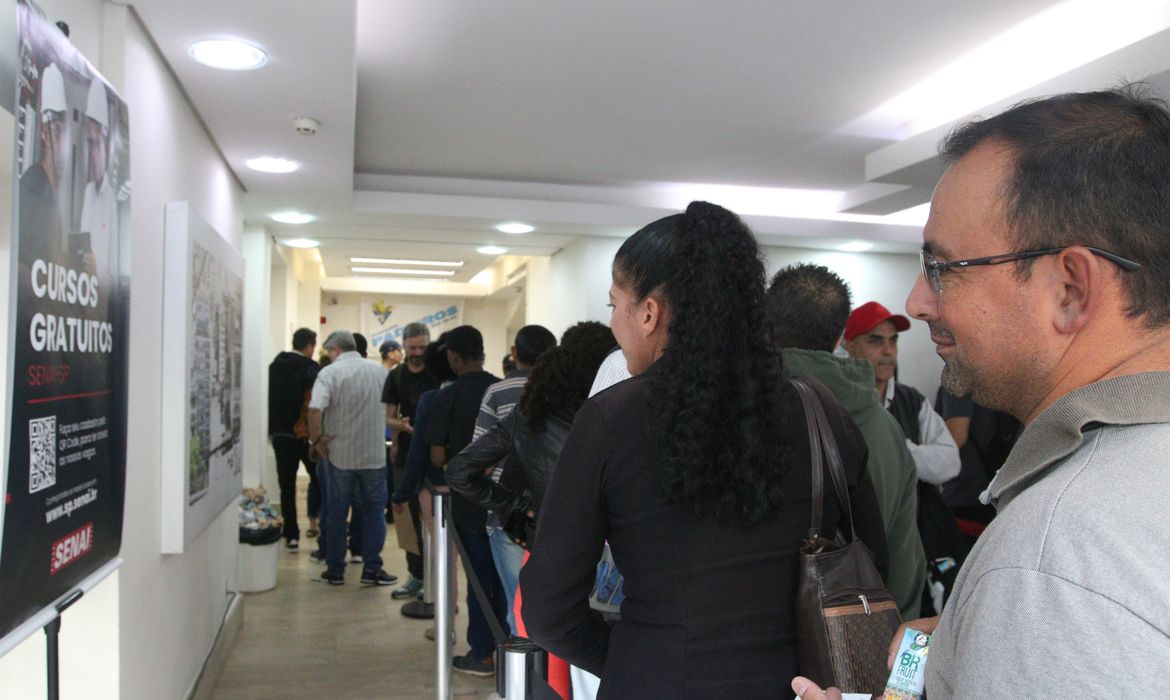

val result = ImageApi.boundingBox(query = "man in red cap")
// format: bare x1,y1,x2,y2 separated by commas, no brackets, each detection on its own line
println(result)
844,301,960,486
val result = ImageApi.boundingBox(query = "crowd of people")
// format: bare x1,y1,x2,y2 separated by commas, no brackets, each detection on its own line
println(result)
265,85,1170,698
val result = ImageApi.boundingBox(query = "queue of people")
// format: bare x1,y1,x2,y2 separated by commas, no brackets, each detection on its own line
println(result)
262,85,1170,698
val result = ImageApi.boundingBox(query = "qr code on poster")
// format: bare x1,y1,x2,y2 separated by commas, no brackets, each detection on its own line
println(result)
29,416,57,494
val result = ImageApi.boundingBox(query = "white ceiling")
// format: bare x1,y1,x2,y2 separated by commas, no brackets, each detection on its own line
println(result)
130,0,1170,288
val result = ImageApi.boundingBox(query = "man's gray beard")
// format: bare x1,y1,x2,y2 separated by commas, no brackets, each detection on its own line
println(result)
940,360,975,398
408,356,425,367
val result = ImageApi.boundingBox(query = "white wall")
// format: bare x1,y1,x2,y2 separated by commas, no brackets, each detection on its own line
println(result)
242,227,272,488
116,5,246,698
532,237,622,339
2,2,248,697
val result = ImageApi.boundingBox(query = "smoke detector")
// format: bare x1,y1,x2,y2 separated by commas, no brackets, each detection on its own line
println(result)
293,116,320,136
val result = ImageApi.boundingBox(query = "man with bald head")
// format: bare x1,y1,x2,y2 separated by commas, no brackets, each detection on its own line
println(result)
795,87,1170,698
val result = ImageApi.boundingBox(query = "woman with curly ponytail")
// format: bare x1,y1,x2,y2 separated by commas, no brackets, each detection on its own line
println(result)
520,202,888,698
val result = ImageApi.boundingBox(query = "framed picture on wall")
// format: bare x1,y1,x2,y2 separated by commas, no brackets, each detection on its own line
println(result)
160,202,244,554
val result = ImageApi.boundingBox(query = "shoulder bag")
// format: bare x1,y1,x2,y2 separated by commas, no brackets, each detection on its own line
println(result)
791,378,902,696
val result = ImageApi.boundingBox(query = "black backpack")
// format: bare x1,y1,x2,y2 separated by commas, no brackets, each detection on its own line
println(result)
916,480,970,616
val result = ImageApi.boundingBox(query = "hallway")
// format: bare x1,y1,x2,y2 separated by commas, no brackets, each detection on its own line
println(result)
212,498,497,700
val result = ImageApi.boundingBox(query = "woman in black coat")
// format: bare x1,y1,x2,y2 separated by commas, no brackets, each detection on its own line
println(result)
446,321,617,545
519,202,889,699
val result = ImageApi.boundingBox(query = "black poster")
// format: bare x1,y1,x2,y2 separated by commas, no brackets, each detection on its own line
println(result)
0,0,130,644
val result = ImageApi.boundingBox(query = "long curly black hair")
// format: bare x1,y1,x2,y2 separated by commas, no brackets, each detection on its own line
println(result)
613,201,791,528
521,321,616,433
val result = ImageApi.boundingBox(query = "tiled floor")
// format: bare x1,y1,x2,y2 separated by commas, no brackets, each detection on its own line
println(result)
211,480,498,700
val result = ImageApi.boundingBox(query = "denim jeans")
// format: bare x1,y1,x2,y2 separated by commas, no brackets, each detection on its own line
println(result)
488,527,524,632
323,461,388,576
315,458,361,557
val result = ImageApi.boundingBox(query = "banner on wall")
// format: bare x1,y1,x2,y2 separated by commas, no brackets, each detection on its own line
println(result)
0,0,131,647
368,301,463,349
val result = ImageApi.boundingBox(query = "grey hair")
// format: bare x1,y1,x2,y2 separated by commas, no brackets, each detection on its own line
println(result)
322,330,356,353
402,322,430,342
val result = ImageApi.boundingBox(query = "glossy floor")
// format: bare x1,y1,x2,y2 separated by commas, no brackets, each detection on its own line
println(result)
211,483,498,700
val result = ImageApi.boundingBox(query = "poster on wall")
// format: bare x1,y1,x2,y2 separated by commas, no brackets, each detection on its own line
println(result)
0,0,131,647
160,202,244,554
367,300,463,350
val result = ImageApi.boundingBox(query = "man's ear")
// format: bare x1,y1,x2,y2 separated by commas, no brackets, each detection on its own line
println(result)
1053,247,1096,335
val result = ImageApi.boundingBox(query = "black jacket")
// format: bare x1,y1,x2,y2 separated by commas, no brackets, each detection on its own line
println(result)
519,365,889,697
446,404,574,544
267,351,319,436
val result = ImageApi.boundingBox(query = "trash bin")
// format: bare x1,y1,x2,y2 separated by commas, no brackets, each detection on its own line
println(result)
237,487,283,593
237,531,281,592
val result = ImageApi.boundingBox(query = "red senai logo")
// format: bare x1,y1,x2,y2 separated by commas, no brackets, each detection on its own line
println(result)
50,522,94,575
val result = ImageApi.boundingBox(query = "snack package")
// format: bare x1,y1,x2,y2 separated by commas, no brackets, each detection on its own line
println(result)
883,628,930,700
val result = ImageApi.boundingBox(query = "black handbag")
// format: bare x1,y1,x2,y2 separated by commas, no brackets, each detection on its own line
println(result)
791,378,902,696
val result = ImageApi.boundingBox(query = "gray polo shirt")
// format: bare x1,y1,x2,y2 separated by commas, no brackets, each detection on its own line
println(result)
309,352,388,470
926,372,1170,697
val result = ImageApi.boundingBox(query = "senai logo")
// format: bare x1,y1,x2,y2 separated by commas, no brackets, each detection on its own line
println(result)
50,522,93,575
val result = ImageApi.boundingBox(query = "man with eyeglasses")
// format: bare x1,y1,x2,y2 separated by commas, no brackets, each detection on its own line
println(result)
794,87,1170,699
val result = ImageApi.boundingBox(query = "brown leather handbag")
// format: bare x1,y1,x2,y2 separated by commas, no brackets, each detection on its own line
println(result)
791,379,901,696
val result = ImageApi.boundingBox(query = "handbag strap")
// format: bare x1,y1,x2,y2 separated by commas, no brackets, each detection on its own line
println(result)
791,378,857,543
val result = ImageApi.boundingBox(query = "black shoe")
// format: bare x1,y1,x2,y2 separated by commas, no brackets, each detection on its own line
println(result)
309,549,325,562
452,653,495,677
317,570,344,586
360,568,399,586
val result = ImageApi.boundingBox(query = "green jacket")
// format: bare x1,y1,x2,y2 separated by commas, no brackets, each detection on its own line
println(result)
783,347,925,618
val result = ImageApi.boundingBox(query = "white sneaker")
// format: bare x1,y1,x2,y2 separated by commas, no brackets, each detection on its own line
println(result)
284,539,299,552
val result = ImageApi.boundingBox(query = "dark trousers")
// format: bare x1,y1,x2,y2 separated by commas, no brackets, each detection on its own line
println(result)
392,464,425,580
272,435,319,541
405,498,424,579
456,524,509,659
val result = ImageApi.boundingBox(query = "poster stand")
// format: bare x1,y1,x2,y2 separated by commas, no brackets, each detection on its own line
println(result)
42,588,83,700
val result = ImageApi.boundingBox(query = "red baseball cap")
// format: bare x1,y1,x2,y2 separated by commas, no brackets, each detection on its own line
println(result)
844,301,911,341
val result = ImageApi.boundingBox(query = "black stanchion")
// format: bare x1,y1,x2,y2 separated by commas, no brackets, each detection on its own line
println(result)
43,589,84,700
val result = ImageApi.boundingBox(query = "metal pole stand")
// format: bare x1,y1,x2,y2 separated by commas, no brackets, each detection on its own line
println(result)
433,490,452,700
498,637,544,699
43,589,84,700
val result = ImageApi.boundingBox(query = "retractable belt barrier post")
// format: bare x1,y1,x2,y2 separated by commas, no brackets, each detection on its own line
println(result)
428,481,560,700
432,488,453,700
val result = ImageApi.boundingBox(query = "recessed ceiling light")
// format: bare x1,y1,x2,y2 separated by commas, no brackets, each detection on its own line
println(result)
246,157,299,174
188,39,268,71
270,211,315,224
281,238,319,249
350,267,456,276
477,246,507,255
837,241,875,253
495,222,534,235
349,257,464,267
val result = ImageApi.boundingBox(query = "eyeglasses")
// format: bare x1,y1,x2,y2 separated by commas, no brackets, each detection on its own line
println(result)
919,245,1141,294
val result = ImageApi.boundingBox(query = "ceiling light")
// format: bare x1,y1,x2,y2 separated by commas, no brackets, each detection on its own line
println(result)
350,267,456,276
837,242,875,253
188,39,268,71
281,238,319,249
270,211,315,224
349,257,464,267
495,222,534,235
477,246,507,255
246,157,299,174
